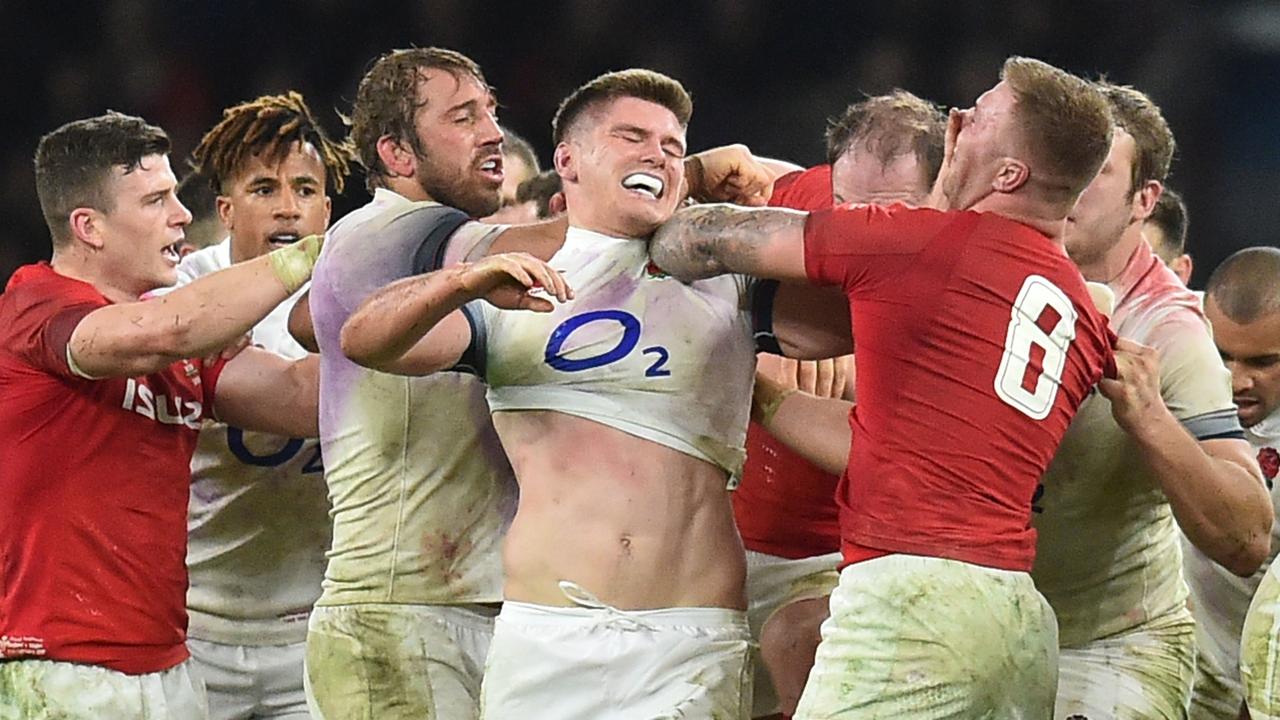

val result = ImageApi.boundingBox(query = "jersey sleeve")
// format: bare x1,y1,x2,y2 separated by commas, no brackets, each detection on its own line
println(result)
1150,312,1243,440
769,166,833,212
455,300,492,378
14,299,103,380
802,204,947,292
199,356,231,407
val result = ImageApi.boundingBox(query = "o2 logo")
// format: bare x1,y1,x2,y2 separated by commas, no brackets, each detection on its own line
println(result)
544,310,671,377
226,428,323,474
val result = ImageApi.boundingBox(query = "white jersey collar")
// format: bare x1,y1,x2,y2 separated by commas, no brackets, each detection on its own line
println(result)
562,225,646,258
1249,407,1280,446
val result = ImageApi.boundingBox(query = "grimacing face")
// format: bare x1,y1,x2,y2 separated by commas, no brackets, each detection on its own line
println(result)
94,153,192,296
409,69,504,217
1206,295,1280,429
933,81,1016,211
218,141,331,263
560,95,686,238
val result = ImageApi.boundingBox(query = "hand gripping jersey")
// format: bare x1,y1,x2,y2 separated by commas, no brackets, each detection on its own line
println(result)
173,240,331,646
804,204,1115,572
309,189,518,607
1032,241,1242,647
463,226,774,475
735,164,841,558
1185,406,1280,690
0,263,225,674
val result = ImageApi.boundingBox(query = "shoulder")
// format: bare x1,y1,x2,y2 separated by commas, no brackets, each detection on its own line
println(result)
174,240,231,285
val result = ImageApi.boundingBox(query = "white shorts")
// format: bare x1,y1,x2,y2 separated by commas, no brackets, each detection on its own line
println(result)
0,657,207,719
188,637,308,719
745,549,840,717
1189,649,1242,720
1243,567,1280,720
795,554,1058,719
481,599,753,719
304,603,496,720
1055,611,1196,719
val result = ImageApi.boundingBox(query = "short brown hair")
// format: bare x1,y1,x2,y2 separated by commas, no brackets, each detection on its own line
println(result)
34,111,171,246
1146,186,1188,257
1097,81,1175,194
1000,57,1114,205
502,125,540,174
551,69,692,145
192,90,354,195
348,47,488,191
1207,247,1280,324
516,170,564,219
825,90,946,183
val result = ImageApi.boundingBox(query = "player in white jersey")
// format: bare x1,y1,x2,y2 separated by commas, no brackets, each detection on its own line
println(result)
338,69,825,719
166,92,353,720
1043,82,1270,719
1186,248,1280,718
300,48,528,720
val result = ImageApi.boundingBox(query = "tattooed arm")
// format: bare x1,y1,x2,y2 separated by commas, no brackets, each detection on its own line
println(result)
649,204,809,283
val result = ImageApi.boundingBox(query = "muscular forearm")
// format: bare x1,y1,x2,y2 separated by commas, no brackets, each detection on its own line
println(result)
650,204,806,283
755,379,852,476
1136,412,1272,577
72,255,297,378
340,266,476,370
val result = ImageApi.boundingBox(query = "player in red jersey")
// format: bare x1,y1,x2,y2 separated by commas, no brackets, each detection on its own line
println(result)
736,90,945,720
650,56,1117,717
0,113,321,718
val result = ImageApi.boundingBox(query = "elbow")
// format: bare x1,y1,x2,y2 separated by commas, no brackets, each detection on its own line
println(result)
1226,535,1270,578
339,321,390,371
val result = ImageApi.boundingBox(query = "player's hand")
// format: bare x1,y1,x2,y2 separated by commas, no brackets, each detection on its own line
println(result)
1098,338,1164,432
457,252,573,312
761,354,853,400
686,144,774,207
751,369,792,426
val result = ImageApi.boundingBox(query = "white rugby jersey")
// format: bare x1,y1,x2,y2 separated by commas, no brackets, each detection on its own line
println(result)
1032,242,1240,648
464,226,766,475
176,240,331,645
310,190,518,608
1184,408,1280,686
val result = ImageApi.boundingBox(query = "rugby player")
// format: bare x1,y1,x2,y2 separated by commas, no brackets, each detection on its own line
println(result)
1190,247,1280,718
0,112,322,718
1041,82,1268,720
735,89,944,720
175,90,352,720
301,47,523,720
339,68,793,719
649,56,1118,717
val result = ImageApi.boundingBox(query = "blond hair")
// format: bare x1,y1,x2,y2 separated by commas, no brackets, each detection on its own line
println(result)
552,69,692,144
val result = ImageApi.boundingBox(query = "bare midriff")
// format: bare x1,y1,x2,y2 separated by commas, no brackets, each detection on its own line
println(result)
493,410,746,610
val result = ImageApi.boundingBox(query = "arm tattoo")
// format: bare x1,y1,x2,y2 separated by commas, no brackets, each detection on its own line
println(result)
650,203,804,282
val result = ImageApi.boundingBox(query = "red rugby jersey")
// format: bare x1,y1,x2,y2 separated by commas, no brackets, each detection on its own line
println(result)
0,263,225,674
803,205,1114,572
734,164,842,559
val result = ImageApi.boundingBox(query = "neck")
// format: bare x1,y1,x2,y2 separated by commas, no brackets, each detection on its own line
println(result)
1076,222,1143,283
565,207,642,241
382,177,433,203
50,249,138,304
968,193,1067,243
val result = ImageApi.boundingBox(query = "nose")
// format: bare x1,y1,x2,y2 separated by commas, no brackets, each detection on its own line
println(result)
274,187,302,220
172,195,193,227
479,110,502,148
1229,363,1253,394
638,136,666,168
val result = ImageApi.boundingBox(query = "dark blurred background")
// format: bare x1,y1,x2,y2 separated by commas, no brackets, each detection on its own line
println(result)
2,0,1277,288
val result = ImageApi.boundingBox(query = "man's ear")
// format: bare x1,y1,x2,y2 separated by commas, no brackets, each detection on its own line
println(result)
993,158,1030,194
68,208,104,250
554,142,577,184
376,135,418,179
215,195,234,231
1132,179,1162,223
